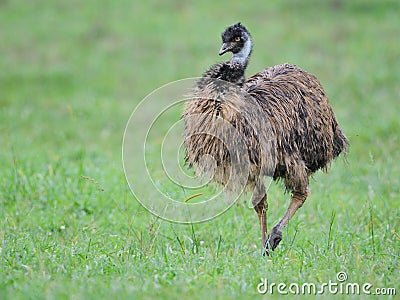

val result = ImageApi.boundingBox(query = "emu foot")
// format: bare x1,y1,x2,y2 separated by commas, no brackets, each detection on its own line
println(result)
263,227,282,256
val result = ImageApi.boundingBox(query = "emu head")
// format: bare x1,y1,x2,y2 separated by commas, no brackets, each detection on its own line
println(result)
219,22,253,64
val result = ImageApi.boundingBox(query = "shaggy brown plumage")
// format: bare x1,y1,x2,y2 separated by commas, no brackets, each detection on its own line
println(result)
183,79,276,192
183,23,348,255
245,63,348,191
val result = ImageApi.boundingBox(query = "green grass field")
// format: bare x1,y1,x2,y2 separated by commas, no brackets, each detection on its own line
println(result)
1,0,399,299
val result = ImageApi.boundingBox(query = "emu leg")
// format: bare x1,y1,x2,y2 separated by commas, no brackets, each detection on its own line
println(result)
252,185,267,254
266,188,308,253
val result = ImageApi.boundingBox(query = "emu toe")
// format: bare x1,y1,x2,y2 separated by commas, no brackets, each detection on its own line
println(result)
264,227,282,256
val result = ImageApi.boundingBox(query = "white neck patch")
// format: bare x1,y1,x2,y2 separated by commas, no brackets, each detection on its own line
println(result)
232,37,252,65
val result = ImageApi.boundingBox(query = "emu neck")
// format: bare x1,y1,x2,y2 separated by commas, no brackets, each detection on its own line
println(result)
231,38,252,68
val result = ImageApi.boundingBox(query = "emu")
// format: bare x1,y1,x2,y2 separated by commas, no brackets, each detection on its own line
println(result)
183,23,348,254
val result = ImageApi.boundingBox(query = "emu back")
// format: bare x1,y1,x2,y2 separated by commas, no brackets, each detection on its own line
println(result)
244,63,348,191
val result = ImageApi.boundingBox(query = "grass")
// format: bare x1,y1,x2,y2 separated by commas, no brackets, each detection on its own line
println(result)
1,0,399,299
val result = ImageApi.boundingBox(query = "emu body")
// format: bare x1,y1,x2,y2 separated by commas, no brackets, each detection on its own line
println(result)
183,23,348,254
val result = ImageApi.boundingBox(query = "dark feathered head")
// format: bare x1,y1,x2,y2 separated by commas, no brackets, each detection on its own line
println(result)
219,22,251,56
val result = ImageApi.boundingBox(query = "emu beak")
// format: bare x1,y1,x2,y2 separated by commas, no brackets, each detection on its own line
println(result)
219,43,231,56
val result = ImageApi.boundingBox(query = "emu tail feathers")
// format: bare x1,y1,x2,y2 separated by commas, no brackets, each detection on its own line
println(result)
332,122,349,158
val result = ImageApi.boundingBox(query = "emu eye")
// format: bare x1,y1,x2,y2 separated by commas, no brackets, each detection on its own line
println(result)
234,36,241,42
